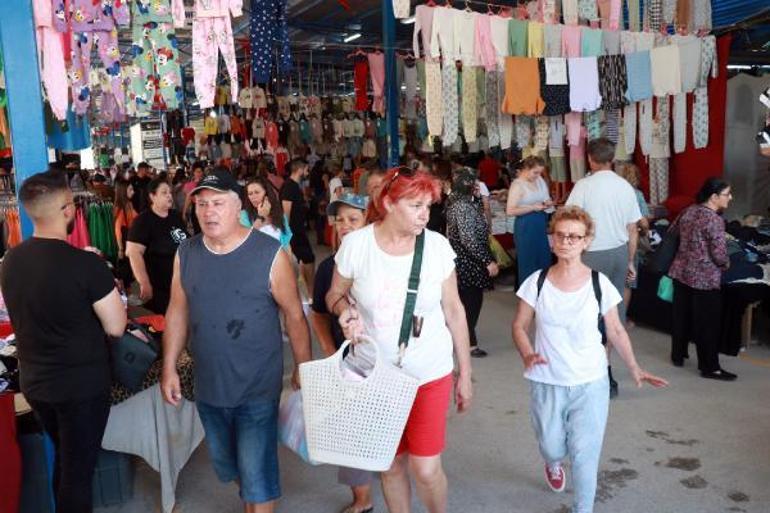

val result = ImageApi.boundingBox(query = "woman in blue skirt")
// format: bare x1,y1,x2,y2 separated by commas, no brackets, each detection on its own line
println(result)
506,156,554,287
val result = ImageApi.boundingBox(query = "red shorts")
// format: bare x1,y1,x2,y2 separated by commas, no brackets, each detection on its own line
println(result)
397,373,453,457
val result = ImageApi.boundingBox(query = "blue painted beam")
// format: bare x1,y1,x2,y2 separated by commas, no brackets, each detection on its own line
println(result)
382,0,400,167
0,0,49,239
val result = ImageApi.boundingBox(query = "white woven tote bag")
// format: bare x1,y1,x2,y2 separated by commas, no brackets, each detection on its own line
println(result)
299,337,420,471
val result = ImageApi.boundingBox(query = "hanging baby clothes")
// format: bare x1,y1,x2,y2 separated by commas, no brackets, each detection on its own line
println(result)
649,96,670,205
192,0,241,109
549,115,568,182
627,0,641,31
623,102,637,155
55,0,130,116
645,0,663,32
568,57,602,112
562,0,579,25
650,43,681,97
603,30,621,55
569,126,587,181
475,14,497,71
578,0,599,22
490,15,510,68
250,0,291,83
541,0,558,24
485,71,500,148
561,25,582,58
544,24,562,58
528,22,545,58
671,34,701,153
690,0,711,33
540,58,571,116
585,110,602,140
508,19,529,57
662,0,676,26
430,6,456,60
33,0,68,121
128,0,185,116
353,55,369,111
392,0,410,19
598,55,627,110
425,61,443,138
502,57,545,116
497,71,513,150
462,67,478,143
454,10,478,66
368,52,385,115
597,0,621,30
404,62,418,120
638,98,653,156
515,116,532,150
412,5,435,57
580,28,604,57
534,116,549,152
624,51,653,102
693,35,717,150
441,63,459,147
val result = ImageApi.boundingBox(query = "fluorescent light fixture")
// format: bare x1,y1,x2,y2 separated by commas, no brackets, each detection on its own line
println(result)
344,33,362,43
400,16,416,24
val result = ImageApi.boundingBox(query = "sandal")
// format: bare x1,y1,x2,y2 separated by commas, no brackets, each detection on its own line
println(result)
340,507,373,513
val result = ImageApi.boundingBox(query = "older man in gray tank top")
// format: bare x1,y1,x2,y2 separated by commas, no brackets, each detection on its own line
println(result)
161,169,312,513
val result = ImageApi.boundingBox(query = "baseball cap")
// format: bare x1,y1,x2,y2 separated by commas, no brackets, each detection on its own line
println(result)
327,192,369,216
190,169,243,196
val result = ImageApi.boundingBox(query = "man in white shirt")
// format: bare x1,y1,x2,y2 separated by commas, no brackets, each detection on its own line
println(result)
566,138,642,397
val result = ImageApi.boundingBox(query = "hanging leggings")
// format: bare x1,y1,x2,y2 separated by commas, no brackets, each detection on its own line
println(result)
485,70,500,148
497,71,513,150
425,60,443,138
368,53,385,115
638,98,653,156
693,87,709,149
673,92,687,153
354,57,369,111
250,0,292,83
462,67,478,143
442,63,459,147
649,158,669,205
37,26,68,121
624,103,637,156
70,29,124,116
193,16,239,110
128,22,182,116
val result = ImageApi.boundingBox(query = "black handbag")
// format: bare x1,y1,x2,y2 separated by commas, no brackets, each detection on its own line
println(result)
111,322,160,392
647,216,682,274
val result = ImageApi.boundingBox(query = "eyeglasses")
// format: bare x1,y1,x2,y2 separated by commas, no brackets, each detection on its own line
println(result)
551,232,586,245
718,191,733,198
60,201,75,211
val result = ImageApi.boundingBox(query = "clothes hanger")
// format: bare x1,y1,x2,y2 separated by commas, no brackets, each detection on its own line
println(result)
464,0,473,13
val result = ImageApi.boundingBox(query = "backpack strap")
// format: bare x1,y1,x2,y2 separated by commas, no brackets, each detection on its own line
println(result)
535,266,551,299
591,270,602,310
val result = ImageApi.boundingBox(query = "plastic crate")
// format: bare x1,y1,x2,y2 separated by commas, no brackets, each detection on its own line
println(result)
92,449,134,507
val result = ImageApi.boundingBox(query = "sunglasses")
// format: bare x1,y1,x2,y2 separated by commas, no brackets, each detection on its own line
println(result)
382,166,416,194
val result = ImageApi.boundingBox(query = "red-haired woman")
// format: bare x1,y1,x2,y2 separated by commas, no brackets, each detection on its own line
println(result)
326,167,473,513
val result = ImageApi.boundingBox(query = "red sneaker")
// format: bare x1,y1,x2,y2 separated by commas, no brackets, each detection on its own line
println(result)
544,463,566,493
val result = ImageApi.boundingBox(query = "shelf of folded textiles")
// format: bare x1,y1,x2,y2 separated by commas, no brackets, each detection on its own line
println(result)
110,350,195,406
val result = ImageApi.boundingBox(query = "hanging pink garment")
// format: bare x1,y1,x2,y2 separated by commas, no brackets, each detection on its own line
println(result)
561,25,582,58
33,0,68,120
367,52,385,115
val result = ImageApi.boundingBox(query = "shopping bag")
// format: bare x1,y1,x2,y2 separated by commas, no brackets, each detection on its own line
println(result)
278,390,318,465
657,275,674,303
489,235,514,269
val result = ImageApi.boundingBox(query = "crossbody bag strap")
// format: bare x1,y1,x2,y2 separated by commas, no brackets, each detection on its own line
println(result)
397,230,425,366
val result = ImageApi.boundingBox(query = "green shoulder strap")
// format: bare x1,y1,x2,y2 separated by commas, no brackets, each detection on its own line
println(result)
397,230,425,361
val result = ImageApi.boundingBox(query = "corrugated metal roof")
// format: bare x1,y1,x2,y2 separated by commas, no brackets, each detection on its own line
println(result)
713,0,768,29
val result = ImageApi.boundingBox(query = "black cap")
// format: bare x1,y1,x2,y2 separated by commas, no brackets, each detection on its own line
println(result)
190,169,243,196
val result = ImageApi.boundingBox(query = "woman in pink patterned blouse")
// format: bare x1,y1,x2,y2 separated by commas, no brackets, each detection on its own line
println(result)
669,178,734,381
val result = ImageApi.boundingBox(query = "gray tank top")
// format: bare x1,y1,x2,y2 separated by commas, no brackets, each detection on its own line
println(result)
517,176,550,207
179,230,283,407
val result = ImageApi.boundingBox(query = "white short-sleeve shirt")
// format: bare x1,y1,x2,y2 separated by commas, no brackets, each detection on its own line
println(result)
517,270,622,386
566,170,642,251
335,225,457,383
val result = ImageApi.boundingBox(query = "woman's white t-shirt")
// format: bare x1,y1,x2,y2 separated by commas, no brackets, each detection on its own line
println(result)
517,269,622,386
335,225,457,384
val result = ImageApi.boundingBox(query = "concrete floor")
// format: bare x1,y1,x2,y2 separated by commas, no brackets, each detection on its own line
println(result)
97,282,770,513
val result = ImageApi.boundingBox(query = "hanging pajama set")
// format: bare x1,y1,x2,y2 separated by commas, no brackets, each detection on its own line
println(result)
55,0,129,116
34,0,68,120
540,58,570,116
431,7,459,146
649,95,670,205
250,0,291,84
192,0,241,109
502,57,545,116
549,115,567,182
455,11,478,143
671,34,701,153
128,0,185,116
693,36,717,150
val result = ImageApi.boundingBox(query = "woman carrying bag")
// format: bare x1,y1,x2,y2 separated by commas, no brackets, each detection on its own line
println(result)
326,167,473,513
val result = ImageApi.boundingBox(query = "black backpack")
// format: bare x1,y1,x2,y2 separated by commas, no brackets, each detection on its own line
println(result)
536,266,606,343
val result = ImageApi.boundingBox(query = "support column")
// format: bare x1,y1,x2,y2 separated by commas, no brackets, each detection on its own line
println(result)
0,0,49,239
382,0,400,167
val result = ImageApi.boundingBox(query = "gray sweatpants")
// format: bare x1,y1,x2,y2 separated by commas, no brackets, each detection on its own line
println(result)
582,244,629,322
